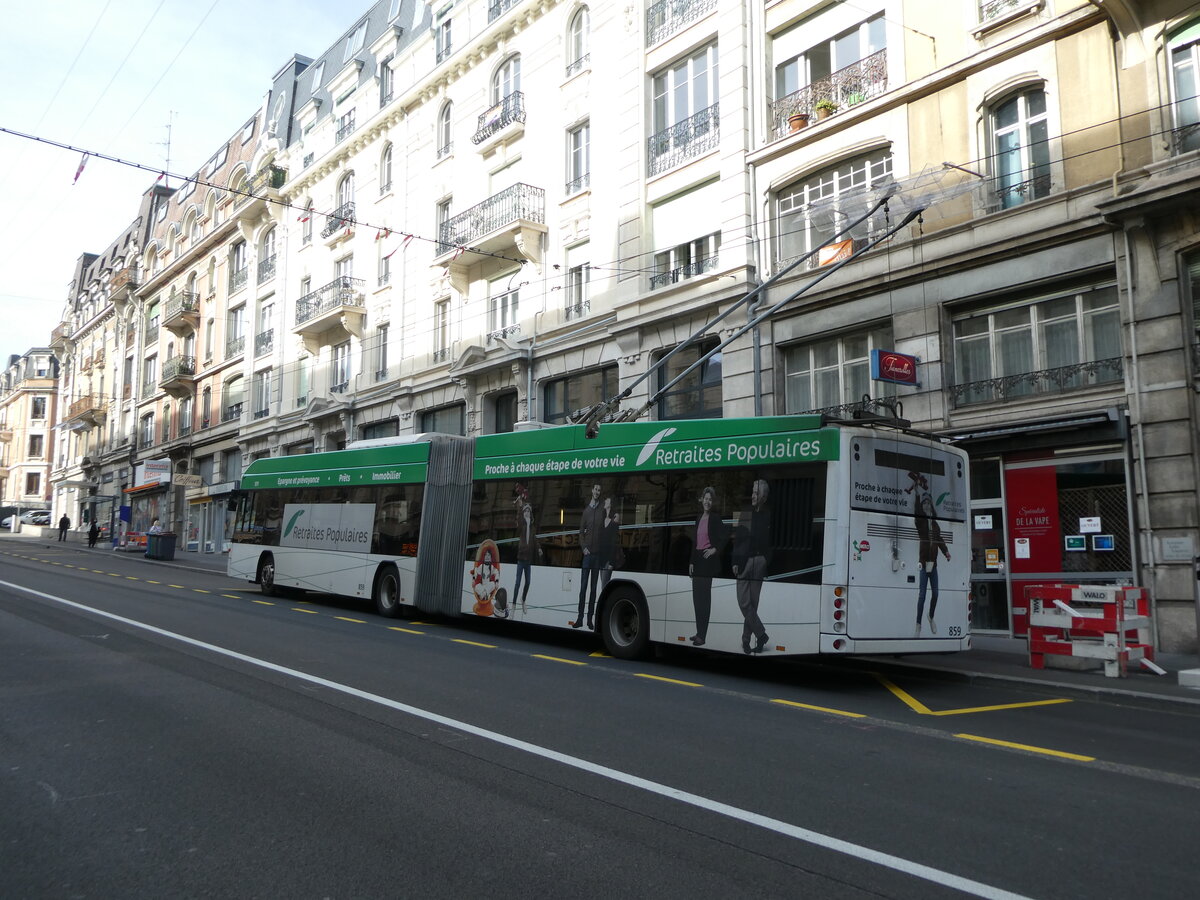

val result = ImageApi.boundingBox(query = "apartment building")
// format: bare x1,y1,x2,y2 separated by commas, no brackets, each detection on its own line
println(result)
0,349,58,515
49,0,1200,651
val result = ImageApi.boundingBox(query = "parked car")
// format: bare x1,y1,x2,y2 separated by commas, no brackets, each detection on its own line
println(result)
1,510,52,528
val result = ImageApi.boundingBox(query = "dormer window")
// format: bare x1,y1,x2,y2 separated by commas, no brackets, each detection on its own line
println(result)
344,21,367,62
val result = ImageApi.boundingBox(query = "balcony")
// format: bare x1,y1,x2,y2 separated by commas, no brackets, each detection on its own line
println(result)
162,291,200,333
0,427,12,443
80,355,94,374
255,329,274,357
229,266,249,294
66,394,106,430
159,355,197,398
645,0,717,47
335,111,357,145
225,335,246,360
488,0,518,23
322,202,356,241
434,183,546,294
109,266,139,308
143,316,160,345
258,255,276,284
472,92,526,151
50,321,73,350
221,402,244,424
770,49,888,140
647,103,719,177
950,357,1124,407
293,276,366,354
233,165,287,221
649,254,718,290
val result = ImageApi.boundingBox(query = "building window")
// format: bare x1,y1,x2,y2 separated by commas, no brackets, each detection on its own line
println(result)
31,396,47,419
344,20,367,62
420,403,465,435
336,108,356,144
379,144,393,194
436,11,452,63
28,434,44,458
783,325,895,415
223,376,245,422
375,325,389,379
437,103,453,158
952,285,1122,405
770,13,886,137
253,368,273,419
565,262,590,319
143,355,158,394
229,241,248,292
649,44,719,176
544,364,617,425
258,228,277,284
226,306,246,358
774,151,893,269
361,418,400,440
567,6,590,76
655,339,722,420
434,299,451,361
1170,21,1200,154
332,341,352,392
162,403,173,442
651,232,720,289
302,198,314,244
1187,250,1200,355
488,281,519,340
25,472,41,496
436,198,453,252
378,249,391,286
990,88,1051,209
380,55,394,107
492,54,521,104
296,356,311,407
566,121,590,193
337,172,355,208
140,413,155,448
180,395,193,435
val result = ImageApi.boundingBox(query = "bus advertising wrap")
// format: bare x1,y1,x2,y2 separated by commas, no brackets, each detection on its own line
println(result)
279,503,375,553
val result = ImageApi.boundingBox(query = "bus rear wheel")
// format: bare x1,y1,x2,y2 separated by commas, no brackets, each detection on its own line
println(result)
374,564,403,618
258,554,278,597
601,588,650,660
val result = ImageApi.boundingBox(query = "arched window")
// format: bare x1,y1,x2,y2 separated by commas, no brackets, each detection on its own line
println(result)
337,172,355,209
492,55,521,104
989,87,1050,210
258,227,277,283
567,7,590,75
437,103,453,158
301,197,314,244
188,211,201,243
201,386,212,427
380,144,393,193
1169,21,1200,153
223,375,245,422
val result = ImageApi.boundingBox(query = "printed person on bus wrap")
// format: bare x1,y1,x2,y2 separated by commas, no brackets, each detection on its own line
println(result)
513,502,539,614
574,482,604,629
906,471,950,635
732,479,771,654
689,486,729,646
599,496,624,588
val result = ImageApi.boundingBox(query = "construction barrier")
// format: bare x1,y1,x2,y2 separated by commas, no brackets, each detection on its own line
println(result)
1026,584,1160,678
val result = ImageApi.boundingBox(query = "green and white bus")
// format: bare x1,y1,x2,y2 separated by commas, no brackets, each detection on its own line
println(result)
229,416,971,659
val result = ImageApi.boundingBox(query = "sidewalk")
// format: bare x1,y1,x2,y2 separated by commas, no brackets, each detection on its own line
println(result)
4,530,1199,705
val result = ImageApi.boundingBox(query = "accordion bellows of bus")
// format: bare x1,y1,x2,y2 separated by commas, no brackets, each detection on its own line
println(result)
229,416,970,660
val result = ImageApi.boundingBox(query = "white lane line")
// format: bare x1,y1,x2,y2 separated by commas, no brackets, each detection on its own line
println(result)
0,578,1028,900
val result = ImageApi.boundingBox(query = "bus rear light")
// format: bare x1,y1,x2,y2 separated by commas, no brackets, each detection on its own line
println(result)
833,586,845,598
833,621,846,633
833,609,844,621
832,638,846,651
834,597,845,609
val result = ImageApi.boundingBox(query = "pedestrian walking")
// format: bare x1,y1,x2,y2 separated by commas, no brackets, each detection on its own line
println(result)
58,514,71,542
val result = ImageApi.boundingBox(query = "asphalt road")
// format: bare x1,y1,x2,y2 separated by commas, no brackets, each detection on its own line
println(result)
2,544,1197,899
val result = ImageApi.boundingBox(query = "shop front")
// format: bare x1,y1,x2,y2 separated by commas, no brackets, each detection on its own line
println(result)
958,410,1136,636
184,480,239,554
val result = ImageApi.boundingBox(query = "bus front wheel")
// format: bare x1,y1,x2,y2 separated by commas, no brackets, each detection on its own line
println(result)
374,564,403,618
601,588,650,660
258,554,278,597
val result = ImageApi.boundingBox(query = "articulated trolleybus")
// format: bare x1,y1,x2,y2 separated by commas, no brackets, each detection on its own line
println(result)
229,415,971,659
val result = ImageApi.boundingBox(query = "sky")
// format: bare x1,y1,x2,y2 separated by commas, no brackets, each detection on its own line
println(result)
0,0,358,365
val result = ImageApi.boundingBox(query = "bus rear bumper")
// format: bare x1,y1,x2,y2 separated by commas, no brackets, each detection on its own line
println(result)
820,634,972,654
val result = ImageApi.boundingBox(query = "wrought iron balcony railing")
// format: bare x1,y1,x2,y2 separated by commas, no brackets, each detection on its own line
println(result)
770,49,888,139
163,291,200,322
295,276,366,327
255,329,274,357
1171,120,1200,156
473,92,526,145
257,255,276,284
647,103,719,177
322,202,356,238
649,254,718,290
950,357,1124,406
222,402,244,423
161,355,197,381
565,172,590,194
229,266,248,293
487,324,521,344
437,183,545,251
992,172,1052,210
68,394,105,420
566,53,590,78
979,0,1025,22
564,300,590,321
225,335,245,359
489,0,518,22
335,111,356,144
645,0,717,47
143,316,160,343
233,166,286,211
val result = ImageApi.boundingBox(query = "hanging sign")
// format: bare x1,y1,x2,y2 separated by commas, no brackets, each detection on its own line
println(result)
870,349,920,386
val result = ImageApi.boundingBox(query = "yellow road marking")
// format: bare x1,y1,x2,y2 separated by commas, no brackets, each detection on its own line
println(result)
635,673,702,687
146,580,160,584
292,607,319,614
955,733,1095,761
452,639,496,648
388,626,425,634
107,573,120,577
533,654,587,666
126,576,140,580
93,570,106,574
772,698,867,718
409,620,438,626
222,594,241,599
169,584,184,589
588,650,612,658
193,589,211,594
334,616,366,624
252,600,274,606
876,676,1072,716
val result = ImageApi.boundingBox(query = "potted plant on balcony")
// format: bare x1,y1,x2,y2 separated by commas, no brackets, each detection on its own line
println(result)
815,98,839,120
787,111,811,132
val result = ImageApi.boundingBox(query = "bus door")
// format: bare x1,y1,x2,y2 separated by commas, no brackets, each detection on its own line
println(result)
845,435,968,639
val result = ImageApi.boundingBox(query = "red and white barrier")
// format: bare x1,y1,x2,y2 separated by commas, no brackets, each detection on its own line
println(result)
1026,584,1158,678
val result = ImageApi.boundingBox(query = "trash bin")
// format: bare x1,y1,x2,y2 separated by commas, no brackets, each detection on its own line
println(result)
145,532,177,560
